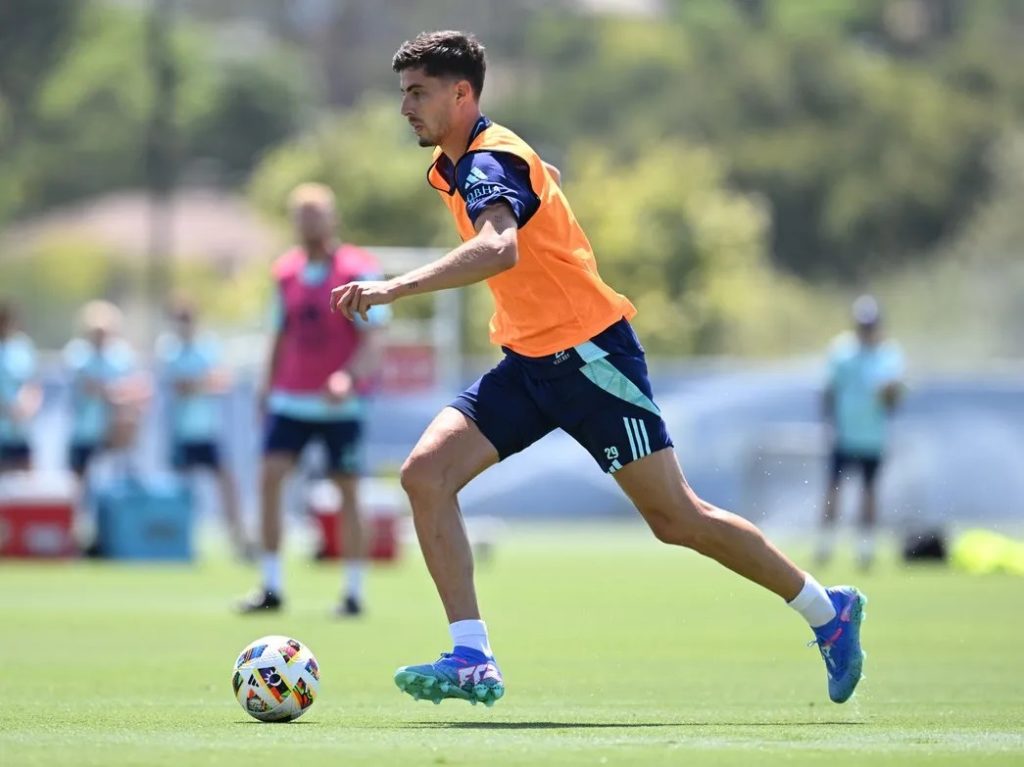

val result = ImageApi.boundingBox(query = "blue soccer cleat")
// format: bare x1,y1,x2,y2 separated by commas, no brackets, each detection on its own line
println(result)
811,585,868,703
394,646,505,707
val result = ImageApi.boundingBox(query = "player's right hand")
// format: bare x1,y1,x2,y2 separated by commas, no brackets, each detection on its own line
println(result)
323,370,354,403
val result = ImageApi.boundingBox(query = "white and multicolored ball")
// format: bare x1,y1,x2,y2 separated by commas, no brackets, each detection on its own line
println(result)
232,635,320,722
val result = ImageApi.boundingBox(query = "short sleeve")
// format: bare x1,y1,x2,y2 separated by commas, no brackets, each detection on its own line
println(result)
825,335,846,385
456,151,540,228
110,341,137,374
63,338,90,373
879,343,905,382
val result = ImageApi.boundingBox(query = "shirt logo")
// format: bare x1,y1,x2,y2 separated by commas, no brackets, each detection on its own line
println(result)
465,167,489,187
553,350,570,365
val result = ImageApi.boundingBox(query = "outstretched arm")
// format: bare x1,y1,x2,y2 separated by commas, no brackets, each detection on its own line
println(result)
330,202,519,321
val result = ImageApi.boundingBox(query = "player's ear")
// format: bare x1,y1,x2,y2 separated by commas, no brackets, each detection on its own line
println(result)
455,79,472,104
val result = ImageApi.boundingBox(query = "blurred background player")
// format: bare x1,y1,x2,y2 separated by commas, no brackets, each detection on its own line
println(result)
238,182,388,617
63,300,150,479
819,295,905,569
0,300,42,473
157,297,249,559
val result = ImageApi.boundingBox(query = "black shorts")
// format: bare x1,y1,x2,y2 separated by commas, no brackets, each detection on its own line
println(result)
172,441,221,471
263,415,363,475
451,319,673,474
830,450,882,488
0,441,30,469
69,443,100,475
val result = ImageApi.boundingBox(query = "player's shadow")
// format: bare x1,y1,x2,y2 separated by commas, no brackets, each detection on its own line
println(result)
412,721,865,730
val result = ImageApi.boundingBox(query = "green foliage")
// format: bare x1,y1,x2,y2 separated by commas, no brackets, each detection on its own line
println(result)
0,236,123,347
170,258,274,331
510,3,1017,280
248,98,452,248
565,141,832,356
0,2,306,221
183,54,308,183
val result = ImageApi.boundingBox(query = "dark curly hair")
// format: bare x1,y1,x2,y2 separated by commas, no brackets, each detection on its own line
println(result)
392,30,486,99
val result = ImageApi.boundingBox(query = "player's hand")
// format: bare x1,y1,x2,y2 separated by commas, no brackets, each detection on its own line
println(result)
324,370,354,403
330,280,397,322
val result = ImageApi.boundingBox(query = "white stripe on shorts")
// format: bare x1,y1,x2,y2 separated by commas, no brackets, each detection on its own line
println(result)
636,418,651,456
623,416,638,461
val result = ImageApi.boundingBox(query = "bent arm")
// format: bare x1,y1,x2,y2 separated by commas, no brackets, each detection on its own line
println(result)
389,203,519,298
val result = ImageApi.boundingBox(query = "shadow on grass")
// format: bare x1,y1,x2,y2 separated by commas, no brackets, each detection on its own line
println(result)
235,720,322,725
411,721,867,730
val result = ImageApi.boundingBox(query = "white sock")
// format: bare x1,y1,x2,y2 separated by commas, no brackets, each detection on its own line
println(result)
449,619,492,657
344,561,366,600
788,574,836,628
261,553,283,594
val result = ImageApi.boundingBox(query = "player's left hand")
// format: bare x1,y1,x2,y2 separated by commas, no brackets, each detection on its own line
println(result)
330,280,397,322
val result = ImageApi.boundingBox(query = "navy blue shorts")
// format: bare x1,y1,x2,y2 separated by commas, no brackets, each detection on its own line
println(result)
172,441,221,471
830,449,882,488
69,443,99,475
452,319,673,474
263,414,363,475
0,442,30,468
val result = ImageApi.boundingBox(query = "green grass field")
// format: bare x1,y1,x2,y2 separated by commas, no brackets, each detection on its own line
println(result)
2,524,1022,767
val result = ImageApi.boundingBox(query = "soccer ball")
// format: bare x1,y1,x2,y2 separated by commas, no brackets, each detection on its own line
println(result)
231,635,320,722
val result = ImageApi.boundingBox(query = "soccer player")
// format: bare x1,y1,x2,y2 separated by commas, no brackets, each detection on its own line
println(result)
238,183,388,617
0,301,42,473
63,301,148,478
330,31,866,707
819,295,904,570
157,298,249,559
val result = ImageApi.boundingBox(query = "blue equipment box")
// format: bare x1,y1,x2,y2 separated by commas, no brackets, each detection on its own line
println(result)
95,475,194,561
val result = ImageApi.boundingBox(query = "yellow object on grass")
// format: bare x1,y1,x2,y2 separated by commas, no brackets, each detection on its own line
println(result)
950,530,1024,576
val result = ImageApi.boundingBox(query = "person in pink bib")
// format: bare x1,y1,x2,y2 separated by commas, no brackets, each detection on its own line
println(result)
238,183,389,617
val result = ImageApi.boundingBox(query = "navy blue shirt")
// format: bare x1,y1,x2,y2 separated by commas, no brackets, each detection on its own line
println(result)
431,116,540,228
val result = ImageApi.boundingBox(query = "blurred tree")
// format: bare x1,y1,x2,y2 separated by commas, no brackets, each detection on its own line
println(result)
511,5,1003,280
0,236,122,348
564,140,831,356
248,99,451,248
0,2,306,220
186,55,307,183
0,0,79,220
0,0,79,141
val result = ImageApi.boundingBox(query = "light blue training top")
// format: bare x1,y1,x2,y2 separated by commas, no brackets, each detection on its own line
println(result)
63,338,137,444
0,333,37,444
156,331,223,443
826,331,905,455
267,260,390,422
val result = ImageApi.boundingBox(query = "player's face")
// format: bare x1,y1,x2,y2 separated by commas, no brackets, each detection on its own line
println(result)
174,310,194,339
856,323,879,345
88,327,109,347
293,203,334,243
400,68,457,147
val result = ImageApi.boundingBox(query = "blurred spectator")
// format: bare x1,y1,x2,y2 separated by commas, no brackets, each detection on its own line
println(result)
238,183,389,617
63,301,151,478
819,295,905,569
156,297,250,559
0,301,42,473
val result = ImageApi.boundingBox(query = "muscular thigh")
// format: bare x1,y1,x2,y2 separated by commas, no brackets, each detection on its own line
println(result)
405,407,501,494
